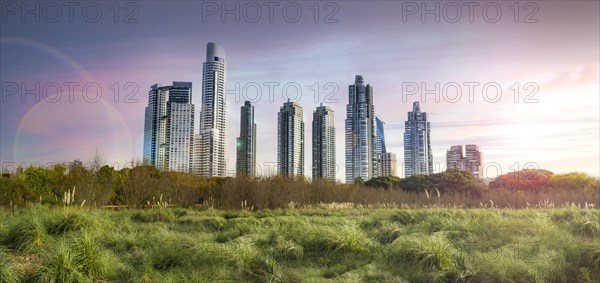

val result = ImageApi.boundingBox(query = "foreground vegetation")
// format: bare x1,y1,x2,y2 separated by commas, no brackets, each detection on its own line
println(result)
1,205,599,282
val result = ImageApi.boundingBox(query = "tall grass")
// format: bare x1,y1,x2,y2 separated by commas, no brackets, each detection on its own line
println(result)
0,205,598,282
32,240,85,283
0,246,19,283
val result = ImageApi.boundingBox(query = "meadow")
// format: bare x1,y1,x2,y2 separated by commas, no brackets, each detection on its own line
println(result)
1,205,599,282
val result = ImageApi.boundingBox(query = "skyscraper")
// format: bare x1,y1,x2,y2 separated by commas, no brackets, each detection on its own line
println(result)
375,116,386,155
143,84,167,170
236,101,257,177
312,104,336,180
278,100,304,178
345,75,378,183
446,144,483,178
403,102,433,177
143,82,194,172
380,152,397,177
194,42,228,177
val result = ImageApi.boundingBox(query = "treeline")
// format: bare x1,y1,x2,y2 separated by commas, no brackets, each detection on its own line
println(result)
1,160,598,209
363,169,599,194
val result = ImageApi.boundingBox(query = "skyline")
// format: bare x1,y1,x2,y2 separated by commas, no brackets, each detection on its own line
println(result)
1,1,599,182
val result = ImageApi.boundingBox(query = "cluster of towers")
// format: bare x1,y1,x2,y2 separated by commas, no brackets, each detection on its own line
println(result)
142,42,338,180
143,43,482,181
143,43,228,177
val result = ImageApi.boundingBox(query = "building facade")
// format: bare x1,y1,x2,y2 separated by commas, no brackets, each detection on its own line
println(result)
195,42,228,177
312,104,336,180
143,82,194,172
446,144,483,177
236,101,257,177
278,100,304,178
345,75,378,183
403,102,433,177
375,116,386,156
380,152,397,177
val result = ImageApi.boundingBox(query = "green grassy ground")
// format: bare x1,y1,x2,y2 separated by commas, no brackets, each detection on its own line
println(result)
1,205,599,282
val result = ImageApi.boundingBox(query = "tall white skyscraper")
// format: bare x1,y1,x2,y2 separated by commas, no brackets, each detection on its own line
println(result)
403,102,433,177
194,42,228,177
143,82,194,172
312,104,336,181
278,100,304,178
345,75,378,183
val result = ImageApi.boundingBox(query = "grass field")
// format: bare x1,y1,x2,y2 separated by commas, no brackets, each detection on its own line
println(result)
1,205,599,282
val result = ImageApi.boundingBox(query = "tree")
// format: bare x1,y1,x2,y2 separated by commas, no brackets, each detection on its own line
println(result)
365,176,401,189
19,164,66,204
397,174,432,193
489,169,553,192
120,165,161,207
0,174,29,205
547,172,597,192
429,169,483,194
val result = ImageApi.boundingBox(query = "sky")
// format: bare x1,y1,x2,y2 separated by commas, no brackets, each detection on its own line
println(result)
1,1,598,182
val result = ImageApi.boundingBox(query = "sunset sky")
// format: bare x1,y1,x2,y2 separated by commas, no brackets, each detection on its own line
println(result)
1,1,598,181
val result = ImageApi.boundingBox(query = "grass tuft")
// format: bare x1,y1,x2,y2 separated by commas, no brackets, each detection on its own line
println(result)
73,232,109,279
33,241,85,283
46,213,92,235
0,247,20,283
4,219,49,253
386,233,459,277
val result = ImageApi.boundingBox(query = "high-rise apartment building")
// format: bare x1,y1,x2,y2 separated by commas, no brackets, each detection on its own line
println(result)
143,82,194,172
194,42,228,177
236,101,257,177
446,144,483,177
380,152,397,177
278,100,304,178
345,75,378,183
403,102,433,177
312,104,336,180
